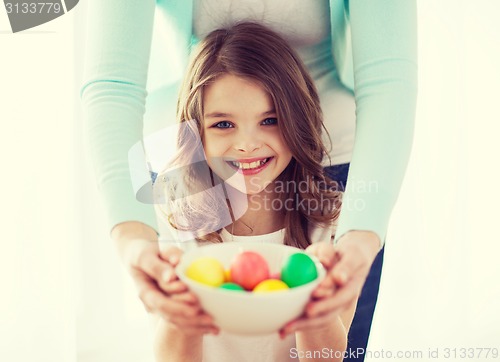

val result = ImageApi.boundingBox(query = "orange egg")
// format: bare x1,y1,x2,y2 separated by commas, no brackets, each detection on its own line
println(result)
224,269,231,282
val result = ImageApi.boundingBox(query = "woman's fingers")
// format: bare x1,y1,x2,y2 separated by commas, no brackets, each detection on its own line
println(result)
121,239,219,336
332,231,380,286
135,244,184,291
167,312,216,328
168,324,219,336
135,259,218,333
306,242,337,269
330,249,362,286
136,275,200,319
159,245,184,266
308,274,365,318
312,282,335,298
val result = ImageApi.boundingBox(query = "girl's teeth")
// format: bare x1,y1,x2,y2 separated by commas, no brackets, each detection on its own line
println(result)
231,158,269,169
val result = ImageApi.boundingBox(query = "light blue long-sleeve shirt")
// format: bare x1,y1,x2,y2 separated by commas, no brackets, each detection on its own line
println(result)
81,0,417,244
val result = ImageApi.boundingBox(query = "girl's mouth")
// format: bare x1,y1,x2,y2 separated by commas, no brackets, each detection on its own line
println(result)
226,157,273,175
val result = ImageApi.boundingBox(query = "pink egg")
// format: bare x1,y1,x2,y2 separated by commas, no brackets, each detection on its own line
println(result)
230,251,270,290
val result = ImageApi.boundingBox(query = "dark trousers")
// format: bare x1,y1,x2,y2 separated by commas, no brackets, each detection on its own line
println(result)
325,164,385,361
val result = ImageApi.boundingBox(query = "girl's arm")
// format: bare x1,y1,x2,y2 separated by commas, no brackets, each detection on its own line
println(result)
333,0,418,246
80,0,157,231
155,320,204,362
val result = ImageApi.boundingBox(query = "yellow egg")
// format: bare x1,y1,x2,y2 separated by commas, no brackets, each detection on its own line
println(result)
186,257,225,287
253,279,289,293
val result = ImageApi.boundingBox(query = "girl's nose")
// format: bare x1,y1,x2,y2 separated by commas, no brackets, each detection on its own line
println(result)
234,131,263,153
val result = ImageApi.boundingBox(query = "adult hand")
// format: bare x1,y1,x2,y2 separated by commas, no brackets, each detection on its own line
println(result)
112,222,218,336
280,230,380,336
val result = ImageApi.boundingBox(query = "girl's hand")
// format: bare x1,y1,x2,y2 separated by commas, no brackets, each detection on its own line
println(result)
279,231,380,336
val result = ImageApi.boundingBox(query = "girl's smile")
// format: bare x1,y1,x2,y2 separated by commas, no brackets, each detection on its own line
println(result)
225,156,274,175
202,74,293,194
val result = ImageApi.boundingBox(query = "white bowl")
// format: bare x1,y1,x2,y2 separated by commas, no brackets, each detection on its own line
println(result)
175,242,325,335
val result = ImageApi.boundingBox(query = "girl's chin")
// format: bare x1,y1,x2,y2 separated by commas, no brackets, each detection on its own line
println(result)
228,185,262,195
225,180,267,195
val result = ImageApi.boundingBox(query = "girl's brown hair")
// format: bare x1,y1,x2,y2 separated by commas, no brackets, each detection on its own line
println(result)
157,22,342,249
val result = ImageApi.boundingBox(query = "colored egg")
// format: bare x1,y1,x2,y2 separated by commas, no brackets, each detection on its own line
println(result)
281,253,318,288
186,257,225,287
230,251,270,290
219,282,245,292
253,279,289,293
224,269,231,282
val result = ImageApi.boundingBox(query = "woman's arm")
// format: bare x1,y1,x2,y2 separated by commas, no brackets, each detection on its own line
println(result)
334,0,418,246
80,0,157,231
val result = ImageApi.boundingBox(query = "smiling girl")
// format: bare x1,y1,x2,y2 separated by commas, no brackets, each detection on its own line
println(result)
151,22,361,362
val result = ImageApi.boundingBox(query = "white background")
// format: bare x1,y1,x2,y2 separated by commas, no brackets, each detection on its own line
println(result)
1,1,499,361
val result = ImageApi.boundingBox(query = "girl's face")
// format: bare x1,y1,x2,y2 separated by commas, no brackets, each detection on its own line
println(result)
202,74,293,195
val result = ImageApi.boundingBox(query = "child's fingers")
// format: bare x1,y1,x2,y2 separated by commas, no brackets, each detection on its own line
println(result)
174,325,220,336
167,313,217,329
139,282,201,319
189,326,220,336
162,280,190,295
312,283,335,299
169,291,199,304
312,266,337,297
307,276,363,317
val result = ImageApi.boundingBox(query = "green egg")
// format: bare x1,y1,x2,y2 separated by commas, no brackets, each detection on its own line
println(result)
281,253,318,288
219,282,245,292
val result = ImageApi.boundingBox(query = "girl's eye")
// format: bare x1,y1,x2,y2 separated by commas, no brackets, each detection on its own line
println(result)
261,118,278,126
212,121,233,129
